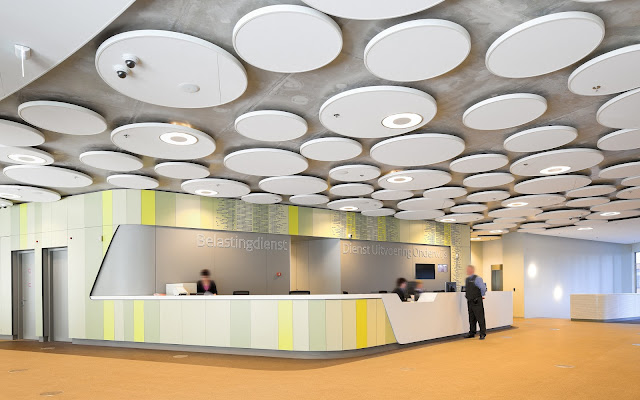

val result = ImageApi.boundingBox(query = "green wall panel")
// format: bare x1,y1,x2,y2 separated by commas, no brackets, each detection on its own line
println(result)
229,300,251,348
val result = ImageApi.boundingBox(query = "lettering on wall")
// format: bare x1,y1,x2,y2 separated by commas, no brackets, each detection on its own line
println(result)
196,233,289,252
341,242,448,259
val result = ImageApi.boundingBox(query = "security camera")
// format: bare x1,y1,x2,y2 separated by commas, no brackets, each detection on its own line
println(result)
123,54,139,69
114,64,130,79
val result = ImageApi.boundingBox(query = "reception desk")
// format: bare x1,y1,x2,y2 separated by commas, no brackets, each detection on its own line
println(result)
570,294,640,322
87,292,513,358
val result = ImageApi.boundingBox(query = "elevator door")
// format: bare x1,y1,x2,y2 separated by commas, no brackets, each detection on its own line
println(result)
20,252,36,340
50,249,70,342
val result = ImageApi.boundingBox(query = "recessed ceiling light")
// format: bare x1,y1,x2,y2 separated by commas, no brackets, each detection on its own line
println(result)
577,227,593,231
506,201,528,207
160,132,198,146
7,154,47,164
195,189,218,196
441,218,456,222
340,206,358,211
387,176,413,184
490,230,504,234
540,165,571,175
600,211,620,217
381,112,423,129
0,193,21,200
470,237,481,241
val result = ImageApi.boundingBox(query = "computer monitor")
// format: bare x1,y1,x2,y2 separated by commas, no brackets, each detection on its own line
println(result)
289,290,310,295
445,282,457,292
415,263,436,279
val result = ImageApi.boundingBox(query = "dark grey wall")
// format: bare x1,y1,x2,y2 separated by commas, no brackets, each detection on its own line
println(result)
290,238,341,294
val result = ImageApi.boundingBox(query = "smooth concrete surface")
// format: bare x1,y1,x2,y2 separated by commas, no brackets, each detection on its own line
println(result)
571,294,640,321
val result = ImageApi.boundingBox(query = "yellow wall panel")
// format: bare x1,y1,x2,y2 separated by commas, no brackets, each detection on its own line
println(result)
355,299,368,349
140,190,156,225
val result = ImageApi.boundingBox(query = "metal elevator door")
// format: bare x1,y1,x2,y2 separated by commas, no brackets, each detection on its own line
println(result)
50,249,70,342
19,252,36,340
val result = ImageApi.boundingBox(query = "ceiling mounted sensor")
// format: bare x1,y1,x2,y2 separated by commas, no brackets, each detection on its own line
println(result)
3,165,92,188
462,172,514,188
394,209,445,221
362,208,396,217
0,184,61,202
502,194,565,208
616,186,640,199
289,194,329,206
154,162,209,180
233,5,342,73
241,193,282,205
0,120,45,146
466,190,511,203
106,174,158,190
599,161,640,179
234,110,307,142
79,151,142,172
463,94,547,130
424,186,467,199
569,44,640,96
485,12,604,78
566,196,610,207
95,30,247,108
111,123,215,160
364,19,470,81
397,197,455,211
450,154,508,174
300,0,445,20
378,169,451,190
510,148,604,177
566,184,616,197
300,137,362,162
503,126,578,152
436,213,484,223
370,133,465,167
597,128,640,151
329,183,373,197
224,148,308,177
0,146,53,165
259,176,328,195
328,165,380,182
371,189,414,201
319,86,437,139
327,198,383,212
596,87,640,128
18,101,107,135
182,178,250,198
514,175,591,194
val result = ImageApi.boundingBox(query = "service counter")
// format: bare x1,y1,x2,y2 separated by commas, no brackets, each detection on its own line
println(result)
570,294,640,322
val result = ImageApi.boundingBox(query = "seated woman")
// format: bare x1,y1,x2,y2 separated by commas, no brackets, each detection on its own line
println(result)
196,269,217,295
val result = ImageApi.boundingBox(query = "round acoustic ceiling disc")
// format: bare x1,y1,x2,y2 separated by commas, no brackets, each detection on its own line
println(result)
535,209,590,220
463,172,514,188
327,198,383,212
621,176,640,186
364,19,470,82
617,186,640,199
504,126,578,153
566,184,616,197
154,162,209,180
300,137,362,162
18,101,107,135
224,149,308,177
470,236,502,241
472,222,517,230
569,44,640,96
466,190,511,203
235,110,307,142
362,208,396,217
107,174,159,190
0,120,45,146
520,222,549,229
566,197,610,207
0,184,61,202
319,86,437,139
182,178,250,198
329,183,373,197
488,207,543,218
111,123,216,160
300,0,445,20
463,93,547,130
591,199,640,212
514,175,591,194
575,219,607,226
502,194,565,208
289,194,329,205
0,199,12,207
486,12,605,78
394,209,445,220
424,186,467,199
599,161,640,179
370,133,465,167
329,165,380,182
546,218,581,226
3,165,92,188
586,210,640,220
378,169,451,190
510,148,603,177
233,5,342,73
241,193,282,204
450,154,508,174
371,189,414,201
437,213,484,223
494,217,526,224
79,151,143,172
597,87,640,128
259,176,328,195
449,203,487,213
397,197,455,211
96,30,247,108
0,146,54,165
597,128,640,151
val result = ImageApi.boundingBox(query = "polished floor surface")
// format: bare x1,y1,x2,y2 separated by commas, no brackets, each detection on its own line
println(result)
1,318,639,399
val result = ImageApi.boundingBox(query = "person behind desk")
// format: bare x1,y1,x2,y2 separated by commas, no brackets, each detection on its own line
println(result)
392,278,408,302
197,269,217,295
463,265,487,340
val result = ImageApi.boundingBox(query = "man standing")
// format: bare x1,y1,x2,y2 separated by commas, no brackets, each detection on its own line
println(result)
464,265,487,340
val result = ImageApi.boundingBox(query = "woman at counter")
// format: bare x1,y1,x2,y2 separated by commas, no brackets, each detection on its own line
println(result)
197,269,217,295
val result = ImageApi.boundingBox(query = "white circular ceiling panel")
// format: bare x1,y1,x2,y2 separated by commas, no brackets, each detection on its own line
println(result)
289,194,329,206
449,203,487,213
0,185,61,203
617,186,640,199
370,133,464,167
394,209,445,220
0,146,54,165
599,161,640,179
300,0,445,20
450,154,508,174
259,176,328,195
502,194,565,208
397,197,455,211
329,183,373,197
569,44,640,96
362,208,396,217
329,165,380,182
107,174,159,190
18,101,107,135
514,175,591,194
319,86,437,138
111,123,216,160
519,222,549,229
154,162,209,180
597,129,640,151
3,165,92,188
466,190,510,203
621,176,640,187
233,5,342,73
510,148,603,177
463,94,547,130
586,210,640,220
566,197,609,207
371,190,414,201
535,209,590,220
364,19,470,82
300,137,362,162
566,184,616,197
597,88,640,128
241,193,282,205
0,199,11,208
472,222,517,230
591,199,640,212
235,111,307,142
96,30,247,108
79,151,143,172
493,217,526,224
575,219,607,226
378,169,451,190
182,178,250,198
487,207,543,218
327,198,383,212
504,126,578,153
486,12,605,78
224,148,308,177
0,120,45,146
463,172,514,188
423,186,467,199
546,218,581,226
436,213,484,223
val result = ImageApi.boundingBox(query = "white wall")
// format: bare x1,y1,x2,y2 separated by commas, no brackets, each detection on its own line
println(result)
503,234,525,317
481,239,503,290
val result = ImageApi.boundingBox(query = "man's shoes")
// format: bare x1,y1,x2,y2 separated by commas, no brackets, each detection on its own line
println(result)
463,333,475,339
479,334,486,340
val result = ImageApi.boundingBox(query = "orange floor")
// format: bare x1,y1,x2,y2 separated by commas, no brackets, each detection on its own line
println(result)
1,318,639,399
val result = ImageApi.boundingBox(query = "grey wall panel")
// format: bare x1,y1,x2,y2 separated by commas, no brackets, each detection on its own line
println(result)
308,240,341,295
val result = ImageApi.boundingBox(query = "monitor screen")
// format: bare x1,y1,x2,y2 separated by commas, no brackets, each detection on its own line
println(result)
415,263,436,279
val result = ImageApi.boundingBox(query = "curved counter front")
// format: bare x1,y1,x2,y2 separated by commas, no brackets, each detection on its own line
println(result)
88,292,513,358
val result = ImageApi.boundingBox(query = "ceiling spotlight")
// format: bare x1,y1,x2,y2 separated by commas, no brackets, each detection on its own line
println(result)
441,218,456,222
490,230,504,234
0,193,21,200
381,112,423,129
470,237,481,241
506,201,528,207
540,166,571,175
195,189,218,197
387,176,413,184
160,132,198,146
8,154,46,164
577,227,593,231
340,206,358,211
600,211,620,217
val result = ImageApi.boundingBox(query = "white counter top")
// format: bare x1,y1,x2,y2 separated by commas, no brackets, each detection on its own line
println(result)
91,293,390,301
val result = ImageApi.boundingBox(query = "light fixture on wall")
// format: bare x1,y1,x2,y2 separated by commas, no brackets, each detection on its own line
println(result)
540,166,570,175
527,263,537,278
160,131,198,146
381,112,423,129
600,211,620,217
553,285,563,301
387,176,413,183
